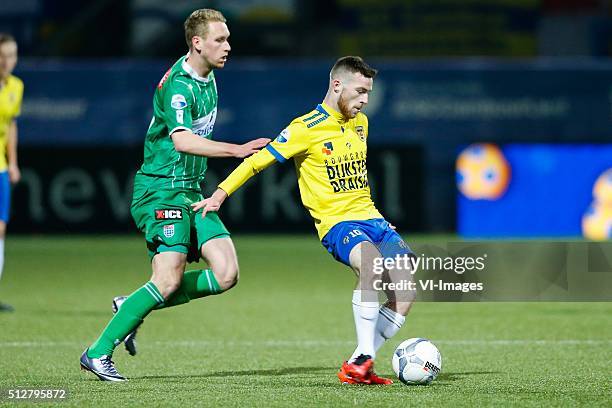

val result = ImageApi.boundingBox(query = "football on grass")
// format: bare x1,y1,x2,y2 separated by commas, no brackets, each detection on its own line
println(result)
392,338,442,385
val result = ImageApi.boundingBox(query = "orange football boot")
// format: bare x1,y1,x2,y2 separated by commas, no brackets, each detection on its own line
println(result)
337,355,394,385
368,371,394,385
343,354,373,381
337,366,361,384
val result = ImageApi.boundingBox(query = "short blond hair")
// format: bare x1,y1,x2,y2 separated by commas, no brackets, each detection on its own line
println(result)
184,9,227,49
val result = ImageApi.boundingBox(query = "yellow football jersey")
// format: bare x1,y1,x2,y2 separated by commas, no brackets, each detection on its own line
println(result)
0,75,24,171
219,102,382,239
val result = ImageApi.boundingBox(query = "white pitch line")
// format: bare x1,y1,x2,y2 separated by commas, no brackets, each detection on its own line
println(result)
435,339,612,345
155,339,612,347
0,341,77,347
0,339,610,348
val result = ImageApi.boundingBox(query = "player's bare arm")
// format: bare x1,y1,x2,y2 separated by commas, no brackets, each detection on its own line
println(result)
171,130,270,158
7,120,19,184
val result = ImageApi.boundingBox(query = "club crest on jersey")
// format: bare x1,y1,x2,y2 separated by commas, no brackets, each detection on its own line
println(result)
155,209,183,220
275,128,290,143
322,142,334,155
355,126,366,141
171,94,188,110
163,224,175,238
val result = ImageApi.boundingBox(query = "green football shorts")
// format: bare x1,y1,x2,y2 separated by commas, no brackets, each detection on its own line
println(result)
130,184,230,262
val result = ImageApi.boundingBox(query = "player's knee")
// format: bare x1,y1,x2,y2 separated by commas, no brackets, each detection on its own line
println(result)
387,300,413,316
150,266,181,297
151,254,186,298
152,274,182,299
0,222,6,238
214,260,239,291
219,264,239,291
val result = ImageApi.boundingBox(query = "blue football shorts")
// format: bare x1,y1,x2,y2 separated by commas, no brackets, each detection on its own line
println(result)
321,218,413,266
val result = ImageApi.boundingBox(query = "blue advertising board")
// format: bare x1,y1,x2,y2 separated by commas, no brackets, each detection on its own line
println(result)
15,59,612,146
458,144,612,237
12,58,612,233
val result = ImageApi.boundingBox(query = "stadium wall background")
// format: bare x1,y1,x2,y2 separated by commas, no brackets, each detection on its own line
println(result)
11,59,612,233
10,147,423,234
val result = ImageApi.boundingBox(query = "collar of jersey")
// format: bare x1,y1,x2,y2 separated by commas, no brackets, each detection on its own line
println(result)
320,102,347,124
181,55,212,83
0,75,13,91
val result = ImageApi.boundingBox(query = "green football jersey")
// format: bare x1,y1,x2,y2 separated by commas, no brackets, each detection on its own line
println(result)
137,55,219,191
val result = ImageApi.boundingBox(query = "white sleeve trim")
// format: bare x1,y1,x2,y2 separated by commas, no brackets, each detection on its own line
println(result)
169,126,191,135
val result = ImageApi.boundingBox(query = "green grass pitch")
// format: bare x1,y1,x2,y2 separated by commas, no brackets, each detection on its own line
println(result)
0,235,610,407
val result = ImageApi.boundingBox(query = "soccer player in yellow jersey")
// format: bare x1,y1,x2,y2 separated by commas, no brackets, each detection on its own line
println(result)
0,34,22,313
193,56,415,385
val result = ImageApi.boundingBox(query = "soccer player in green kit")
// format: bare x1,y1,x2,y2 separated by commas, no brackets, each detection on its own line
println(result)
80,9,269,381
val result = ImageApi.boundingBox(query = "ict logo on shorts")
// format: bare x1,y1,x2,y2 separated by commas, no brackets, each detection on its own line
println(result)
155,209,183,220
163,224,175,238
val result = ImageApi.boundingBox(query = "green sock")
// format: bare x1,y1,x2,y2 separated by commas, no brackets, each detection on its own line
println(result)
157,269,222,309
88,281,164,358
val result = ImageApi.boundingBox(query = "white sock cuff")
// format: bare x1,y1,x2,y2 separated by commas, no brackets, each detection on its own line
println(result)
352,290,379,308
379,306,405,329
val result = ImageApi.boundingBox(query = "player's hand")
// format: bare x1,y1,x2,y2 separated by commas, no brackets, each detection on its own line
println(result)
191,197,220,218
235,138,271,158
191,188,228,218
8,164,20,184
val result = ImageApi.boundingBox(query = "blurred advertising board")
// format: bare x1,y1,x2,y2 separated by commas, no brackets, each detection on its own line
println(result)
10,146,423,234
